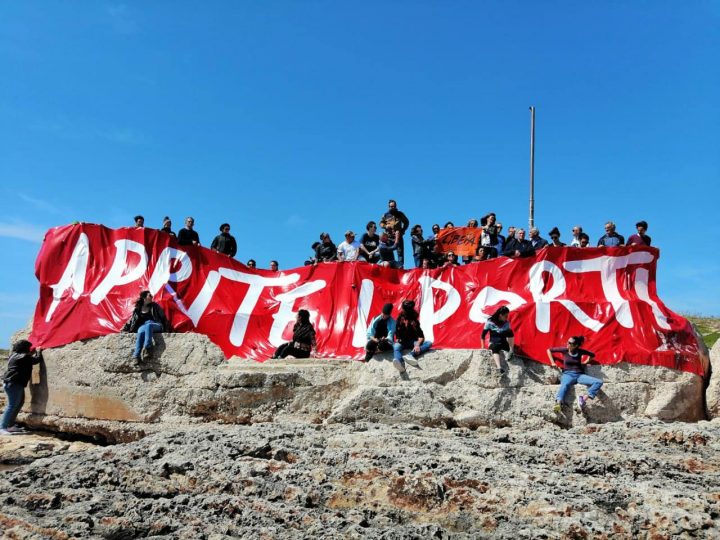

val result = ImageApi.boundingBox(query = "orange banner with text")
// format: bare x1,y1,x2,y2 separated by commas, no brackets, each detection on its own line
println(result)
435,227,481,257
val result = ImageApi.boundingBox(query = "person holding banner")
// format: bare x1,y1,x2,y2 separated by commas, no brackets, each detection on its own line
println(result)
547,336,602,413
481,306,514,374
393,300,432,374
272,309,317,359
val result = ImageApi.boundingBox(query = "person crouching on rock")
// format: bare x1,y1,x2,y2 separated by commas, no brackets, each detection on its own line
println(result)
123,290,170,362
272,309,317,359
1,340,42,435
393,300,432,374
481,306,514,375
547,336,602,413
364,303,396,362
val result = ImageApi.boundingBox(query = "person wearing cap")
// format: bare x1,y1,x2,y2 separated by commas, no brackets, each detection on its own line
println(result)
364,303,397,362
315,233,338,262
548,227,566,247
160,216,176,238
210,223,237,257
627,220,652,246
393,300,432,373
337,230,361,262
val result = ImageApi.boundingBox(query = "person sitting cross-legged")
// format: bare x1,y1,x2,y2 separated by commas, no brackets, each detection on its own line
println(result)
364,303,396,362
393,300,432,374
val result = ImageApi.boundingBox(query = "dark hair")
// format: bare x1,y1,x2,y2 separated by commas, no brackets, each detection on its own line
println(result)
247,259,256,266
636,220,648,229
432,223,440,230
411,224,422,235
388,199,396,205
311,241,321,250
12,339,32,354
134,290,152,311
219,223,230,231
401,300,418,319
568,335,585,346
444,221,454,228
367,221,377,231
579,232,590,242
270,260,278,266
134,215,144,222
489,305,510,324
297,309,311,325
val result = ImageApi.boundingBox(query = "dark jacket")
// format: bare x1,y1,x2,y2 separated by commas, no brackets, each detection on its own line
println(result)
383,209,410,234
502,237,535,258
178,228,200,246
210,233,237,257
122,302,170,333
395,313,425,343
531,236,548,250
315,242,338,262
3,351,42,387
160,227,177,239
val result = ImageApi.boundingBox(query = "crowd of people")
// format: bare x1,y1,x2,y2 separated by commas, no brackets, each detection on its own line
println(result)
131,200,652,271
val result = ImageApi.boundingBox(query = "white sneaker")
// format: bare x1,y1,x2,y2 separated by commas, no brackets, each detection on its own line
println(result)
403,354,420,368
0,428,22,436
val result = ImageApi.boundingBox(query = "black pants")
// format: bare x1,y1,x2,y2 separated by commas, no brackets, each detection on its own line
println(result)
365,338,392,361
273,343,311,359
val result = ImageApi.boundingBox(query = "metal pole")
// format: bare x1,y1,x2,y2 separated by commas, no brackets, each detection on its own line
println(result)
529,106,535,230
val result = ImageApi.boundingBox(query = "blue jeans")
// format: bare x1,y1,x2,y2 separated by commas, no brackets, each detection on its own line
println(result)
393,339,432,367
556,372,603,402
2,382,26,429
134,321,163,358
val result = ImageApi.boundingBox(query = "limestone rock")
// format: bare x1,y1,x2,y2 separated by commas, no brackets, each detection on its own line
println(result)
707,340,720,418
0,332,705,441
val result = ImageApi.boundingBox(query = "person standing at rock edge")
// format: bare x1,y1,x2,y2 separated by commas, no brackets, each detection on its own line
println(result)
272,309,317,359
382,199,410,268
1,340,42,435
364,303,396,362
178,216,200,246
481,306,514,375
123,291,170,362
547,336,603,413
393,300,432,375
210,223,237,258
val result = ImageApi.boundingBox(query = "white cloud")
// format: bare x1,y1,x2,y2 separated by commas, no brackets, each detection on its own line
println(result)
17,193,64,215
0,222,46,243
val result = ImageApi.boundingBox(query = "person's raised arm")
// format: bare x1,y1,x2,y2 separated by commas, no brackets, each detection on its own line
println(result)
546,348,559,368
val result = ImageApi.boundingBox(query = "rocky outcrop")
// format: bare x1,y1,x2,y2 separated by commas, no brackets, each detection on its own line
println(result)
707,340,720,419
1,333,705,442
1,418,719,538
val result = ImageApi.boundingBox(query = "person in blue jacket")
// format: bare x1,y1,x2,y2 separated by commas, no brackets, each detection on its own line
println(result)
364,303,396,362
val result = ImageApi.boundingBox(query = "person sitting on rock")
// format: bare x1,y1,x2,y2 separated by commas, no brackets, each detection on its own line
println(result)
393,300,432,375
1,340,43,435
364,303,396,362
123,290,170,362
377,232,398,268
271,309,317,359
481,305,514,375
547,335,602,413
210,223,237,258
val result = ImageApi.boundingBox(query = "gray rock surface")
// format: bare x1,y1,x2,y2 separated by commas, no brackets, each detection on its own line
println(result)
707,340,720,419
0,333,704,442
1,419,719,539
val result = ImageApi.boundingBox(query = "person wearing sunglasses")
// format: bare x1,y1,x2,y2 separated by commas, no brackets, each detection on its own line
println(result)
547,336,603,413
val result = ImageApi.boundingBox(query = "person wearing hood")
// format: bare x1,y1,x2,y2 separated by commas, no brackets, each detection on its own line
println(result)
364,303,396,362
548,227,566,247
393,300,432,374
2,340,43,435
211,223,238,257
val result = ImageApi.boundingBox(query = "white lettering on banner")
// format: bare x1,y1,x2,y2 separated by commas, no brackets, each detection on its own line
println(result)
46,232,90,322
183,268,299,346
90,240,148,306
269,280,327,347
418,276,461,342
633,268,671,330
352,279,375,347
529,260,603,333
468,286,527,324
563,251,655,329
148,247,193,296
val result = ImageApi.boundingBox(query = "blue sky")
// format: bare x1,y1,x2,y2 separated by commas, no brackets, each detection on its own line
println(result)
1,2,718,346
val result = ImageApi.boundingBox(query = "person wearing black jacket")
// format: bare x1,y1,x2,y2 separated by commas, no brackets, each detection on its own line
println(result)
315,233,338,262
178,217,200,246
2,340,42,434
393,300,432,375
382,199,410,268
210,223,238,257
123,291,170,362
271,310,317,359
502,228,535,258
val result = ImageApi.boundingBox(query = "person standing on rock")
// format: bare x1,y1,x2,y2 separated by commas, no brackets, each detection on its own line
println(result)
1,340,43,435
271,309,317,359
393,300,432,374
547,336,603,413
481,306,514,375
364,303,396,362
123,291,170,362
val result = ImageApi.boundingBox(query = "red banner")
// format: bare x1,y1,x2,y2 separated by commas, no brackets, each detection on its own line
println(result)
29,224,704,376
435,226,481,256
